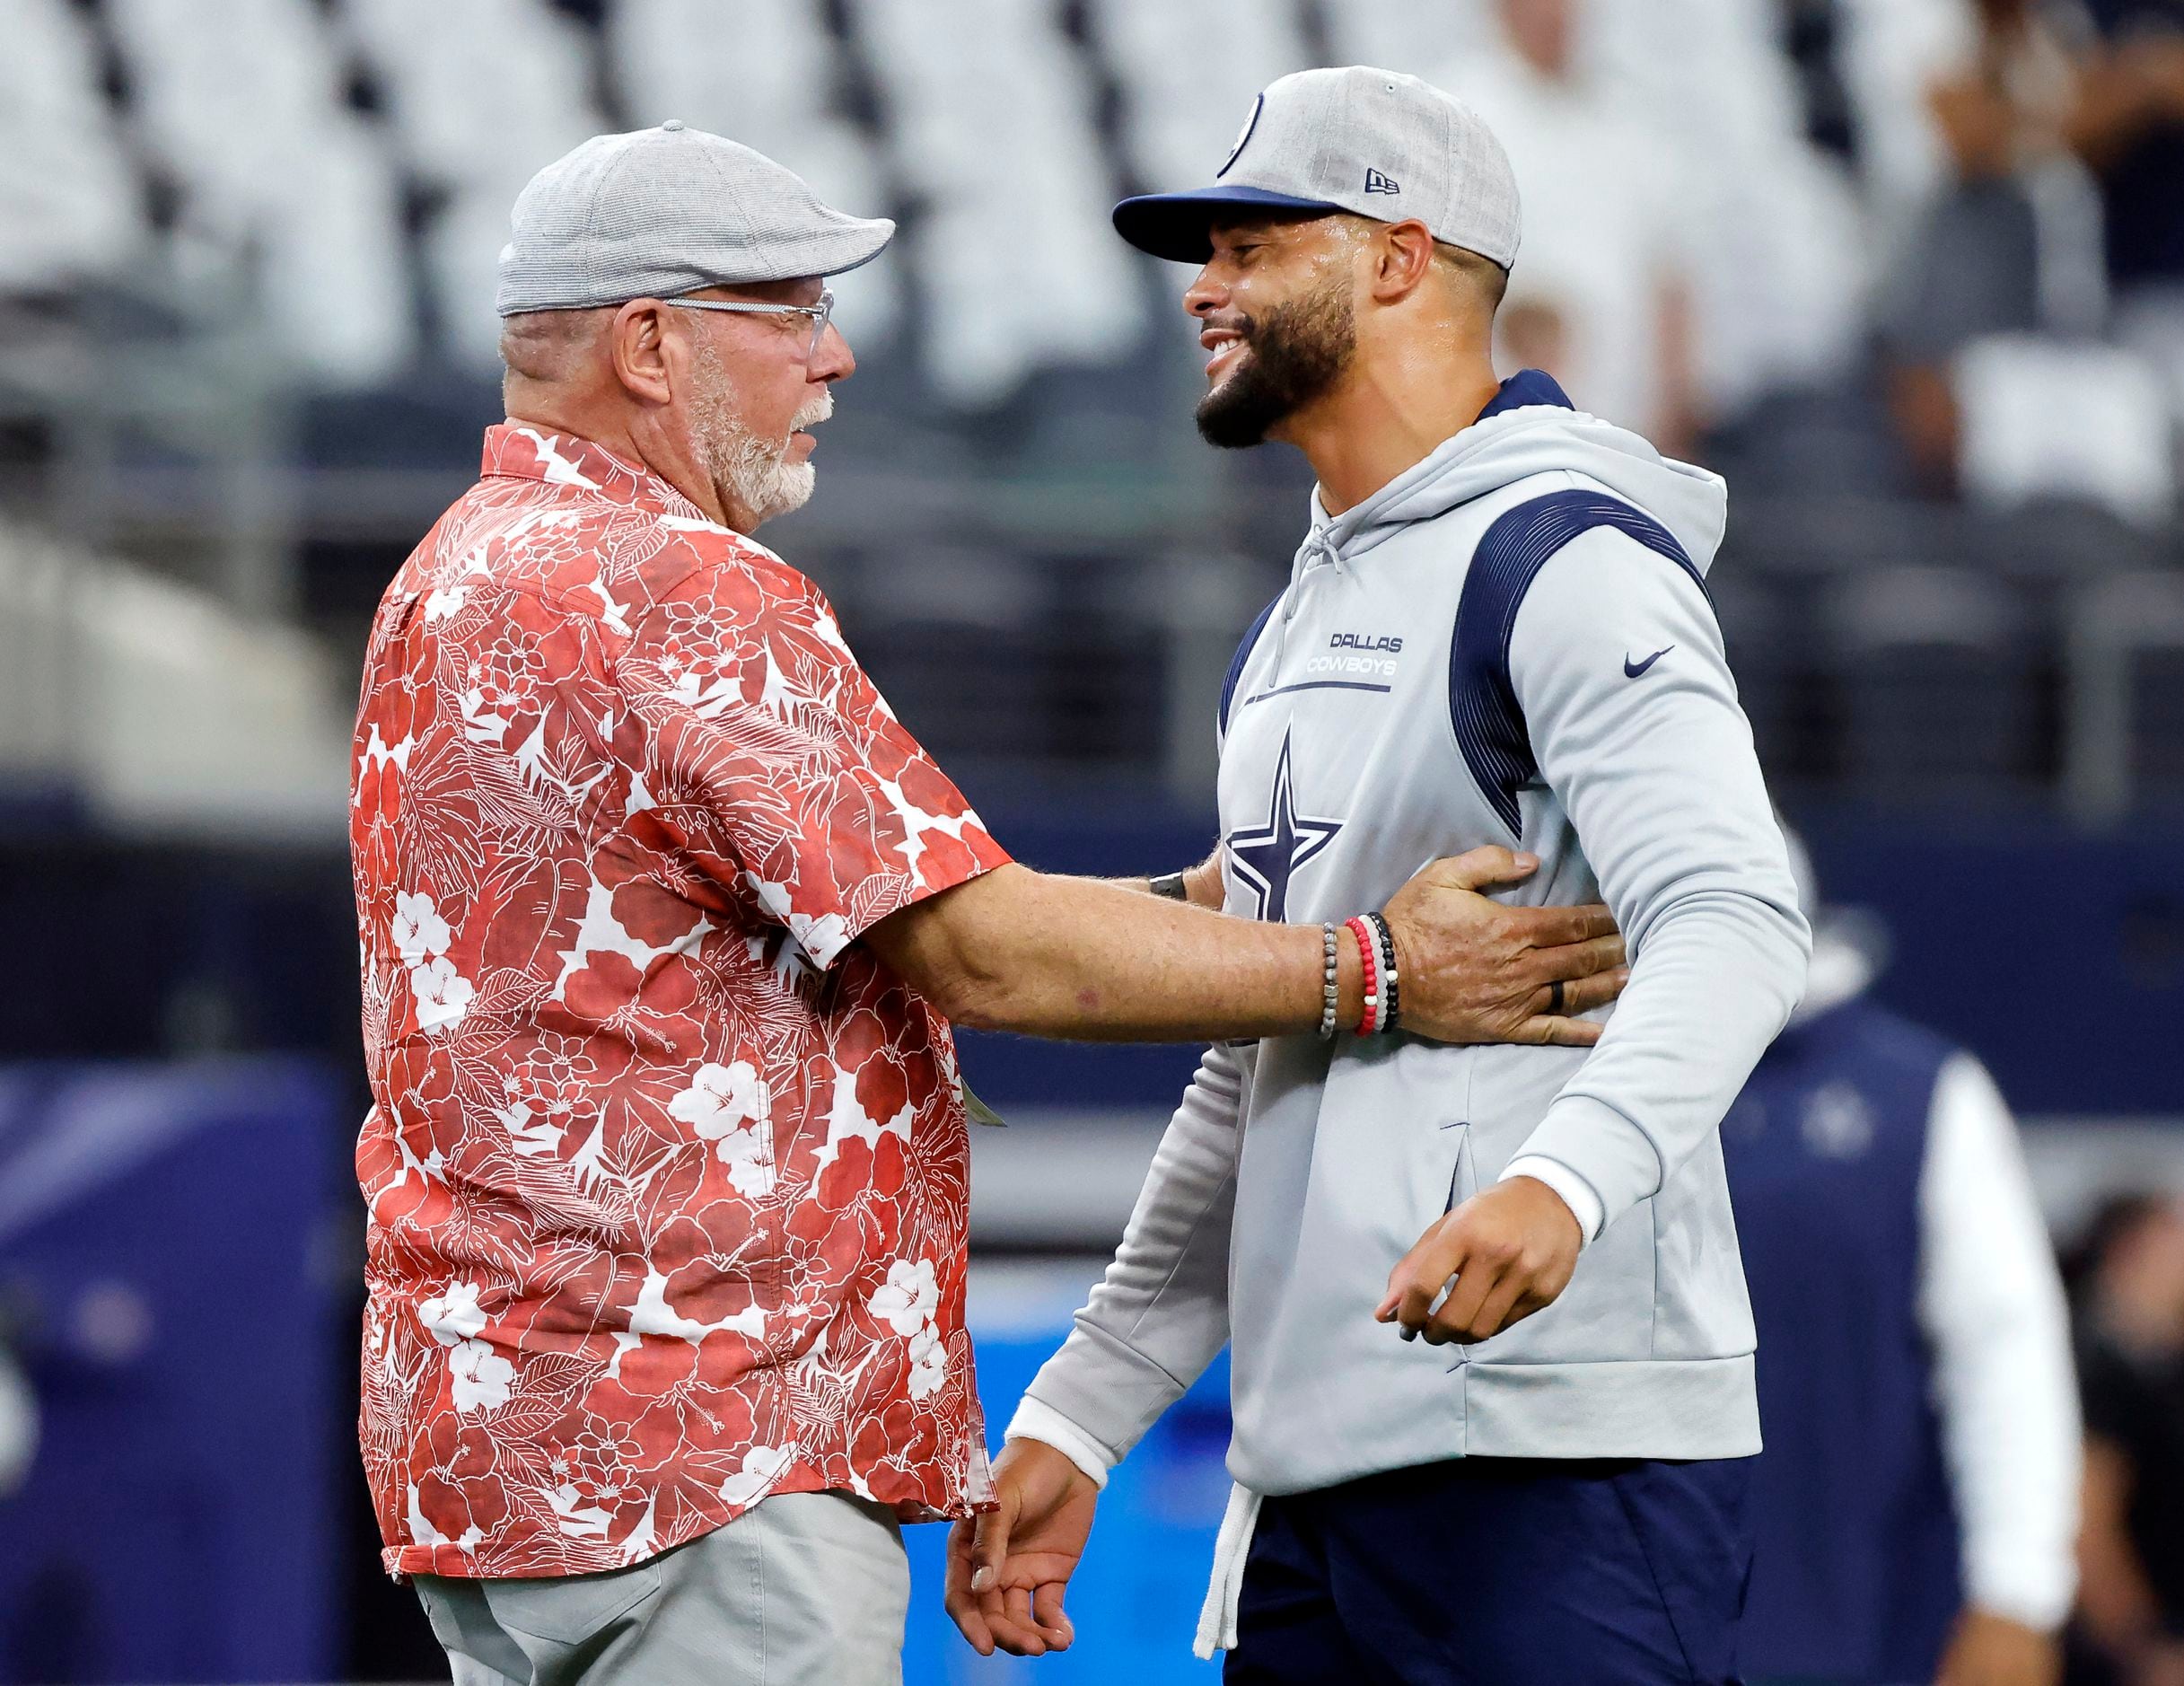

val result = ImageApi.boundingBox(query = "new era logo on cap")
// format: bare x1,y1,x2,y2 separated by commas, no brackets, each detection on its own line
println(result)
1364,167,1400,195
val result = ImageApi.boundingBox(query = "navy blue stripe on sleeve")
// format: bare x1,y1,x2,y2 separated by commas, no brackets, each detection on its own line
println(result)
1219,593,1285,737
1450,490,1708,836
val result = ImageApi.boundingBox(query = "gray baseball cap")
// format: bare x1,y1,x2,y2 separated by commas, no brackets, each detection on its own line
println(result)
1113,66,1521,269
495,120,896,316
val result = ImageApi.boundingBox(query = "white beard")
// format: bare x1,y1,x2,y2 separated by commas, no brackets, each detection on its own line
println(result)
687,338,832,530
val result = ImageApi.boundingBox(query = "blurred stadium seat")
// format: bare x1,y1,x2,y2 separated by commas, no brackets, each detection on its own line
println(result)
0,0,2175,810
1827,565,2040,798
344,0,603,371
608,0,902,347
1954,334,2176,523
106,0,415,385
0,0,144,294
2066,569,2184,819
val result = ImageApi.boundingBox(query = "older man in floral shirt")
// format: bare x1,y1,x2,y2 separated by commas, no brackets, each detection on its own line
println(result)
351,124,1627,1685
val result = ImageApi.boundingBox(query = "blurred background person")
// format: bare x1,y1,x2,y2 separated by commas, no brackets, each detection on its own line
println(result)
2067,0,2184,417
1454,0,1706,455
2071,1196,2184,1686
1724,836,2080,1686
1879,0,2108,492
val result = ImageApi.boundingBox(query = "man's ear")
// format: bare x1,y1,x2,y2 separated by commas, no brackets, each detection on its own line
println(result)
610,299,675,407
1371,219,1437,303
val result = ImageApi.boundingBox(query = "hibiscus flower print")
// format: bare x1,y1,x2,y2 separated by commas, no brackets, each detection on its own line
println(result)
906,1322,946,1401
418,1282,487,1347
668,1062,776,1196
412,957,475,1034
448,1338,514,1413
870,1257,938,1339
669,1061,770,1141
390,890,451,965
718,1442,796,1509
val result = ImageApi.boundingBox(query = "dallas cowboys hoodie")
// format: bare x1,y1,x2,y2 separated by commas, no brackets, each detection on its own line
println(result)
1010,372,1809,1532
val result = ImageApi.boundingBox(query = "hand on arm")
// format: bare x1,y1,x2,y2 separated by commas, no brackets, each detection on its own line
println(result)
862,847,1625,1047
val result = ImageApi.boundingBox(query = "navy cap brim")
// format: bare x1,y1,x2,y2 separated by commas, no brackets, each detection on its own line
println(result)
1112,184,1346,263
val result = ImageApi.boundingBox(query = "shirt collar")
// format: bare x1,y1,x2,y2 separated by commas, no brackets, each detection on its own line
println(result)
479,422,708,520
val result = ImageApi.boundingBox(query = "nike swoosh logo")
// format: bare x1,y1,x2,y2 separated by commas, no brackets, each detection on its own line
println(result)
1624,645,1673,679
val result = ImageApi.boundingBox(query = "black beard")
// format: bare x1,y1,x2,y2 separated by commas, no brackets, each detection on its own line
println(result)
1195,280,1356,449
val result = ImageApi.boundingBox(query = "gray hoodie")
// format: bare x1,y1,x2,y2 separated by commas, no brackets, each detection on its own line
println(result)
1012,374,1809,1515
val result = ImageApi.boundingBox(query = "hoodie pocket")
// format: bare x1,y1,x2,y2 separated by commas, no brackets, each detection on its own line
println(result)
1444,1120,1478,1214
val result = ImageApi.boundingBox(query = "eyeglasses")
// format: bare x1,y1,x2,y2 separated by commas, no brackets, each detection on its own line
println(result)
663,290,835,358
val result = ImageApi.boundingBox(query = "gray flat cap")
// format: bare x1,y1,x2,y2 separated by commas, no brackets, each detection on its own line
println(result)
1114,66,1521,269
496,120,896,315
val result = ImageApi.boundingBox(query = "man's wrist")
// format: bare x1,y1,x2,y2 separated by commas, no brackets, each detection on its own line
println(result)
1004,1396,1113,1490
1501,1155,1604,1247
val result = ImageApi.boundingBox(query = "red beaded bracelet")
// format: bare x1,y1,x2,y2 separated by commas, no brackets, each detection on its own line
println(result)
1345,915,1381,1035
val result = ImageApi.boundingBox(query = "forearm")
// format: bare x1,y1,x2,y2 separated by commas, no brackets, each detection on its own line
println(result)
1013,1046,1243,1471
1522,889,1804,1225
1509,531,1809,1226
870,862,1359,1041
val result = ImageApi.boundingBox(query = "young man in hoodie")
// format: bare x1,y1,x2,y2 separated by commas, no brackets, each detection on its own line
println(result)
944,68,1811,1684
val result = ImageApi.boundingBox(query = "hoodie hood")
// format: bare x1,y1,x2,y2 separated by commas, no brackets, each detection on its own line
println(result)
1296,371,1730,582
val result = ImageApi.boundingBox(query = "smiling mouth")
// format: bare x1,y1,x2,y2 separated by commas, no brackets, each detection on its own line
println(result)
1201,329,1250,380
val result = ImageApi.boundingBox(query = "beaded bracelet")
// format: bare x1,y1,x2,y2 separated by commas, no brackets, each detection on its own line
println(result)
1317,922,1341,1040
1345,915,1381,1035
1365,910,1401,1034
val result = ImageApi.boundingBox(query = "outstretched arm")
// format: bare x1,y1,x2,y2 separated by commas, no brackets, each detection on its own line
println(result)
864,847,1625,1048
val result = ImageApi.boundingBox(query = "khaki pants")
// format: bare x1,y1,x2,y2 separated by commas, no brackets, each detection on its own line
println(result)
414,1491,909,1686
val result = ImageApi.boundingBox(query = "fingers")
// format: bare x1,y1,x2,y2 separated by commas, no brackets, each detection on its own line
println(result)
969,1502,1013,1598
1031,1582,1076,1650
943,1520,994,1655
1436,1269,1529,1344
1425,1255,1496,1346
1424,847,1539,893
1557,965,1628,1015
1518,1014,1605,1048
1531,933,1627,979
1377,1225,1466,1335
1513,901,1619,947
1001,1585,1048,1656
1523,964,1627,1021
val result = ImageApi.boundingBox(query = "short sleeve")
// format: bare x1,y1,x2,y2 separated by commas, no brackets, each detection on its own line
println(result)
611,549,1010,968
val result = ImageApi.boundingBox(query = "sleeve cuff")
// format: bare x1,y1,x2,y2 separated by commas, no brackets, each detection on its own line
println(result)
1513,1093,1662,1233
1004,1396,1114,1490
1502,1155,1605,1247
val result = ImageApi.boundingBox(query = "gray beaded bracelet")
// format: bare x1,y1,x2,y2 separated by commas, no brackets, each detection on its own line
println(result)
1317,922,1341,1040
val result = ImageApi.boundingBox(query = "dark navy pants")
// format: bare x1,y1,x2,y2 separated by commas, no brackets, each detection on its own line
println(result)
1224,1457,1754,1686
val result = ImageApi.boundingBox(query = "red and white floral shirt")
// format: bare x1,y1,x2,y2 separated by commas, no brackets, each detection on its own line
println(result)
350,424,1010,1579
